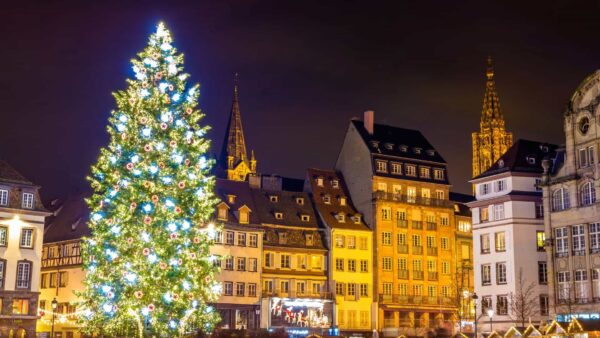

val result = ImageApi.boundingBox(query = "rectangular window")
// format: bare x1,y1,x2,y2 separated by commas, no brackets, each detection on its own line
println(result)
360,283,368,297
441,237,449,250
413,284,423,296
22,193,34,209
441,261,450,274
440,215,449,226
264,253,274,268
538,262,547,284
406,165,416,177
397,233,407,246
376,160,388,173
480,207,489,222
347,283,356,296
435,190,445,200
335,235,345,248
558,271,570,301
575,269,588,301
495,232,506,252
280,255,291,269
248,258,257,272
481,234,490,254
591,223,600,253
348,259,356,272
312,282,321,295
413,259,423,271
481,264,491,285
426,236,436,248
407,187,416,203
248,283,257,297
399,284,408,296
412,234,421,247
382,257,392,271
428,285,437,297
496,262,507,284
237,257,246,271
359,237,368,250
0,260,4,288
398,258,407,271
555,227,569,255
391,162,402,174
480,183,490,195
336,282,345,296
225,231,234,245
535,204,544,218
280,281,289,293
377,182,387,192
336,258,344,271
536,231,546,252
225,257,234,270
434,169,444,180
16,262,30,289
497,295,508,315
383,283,393,295
494,204,505,220
223,282,233,296
248,234,258,247
419,167,430,178
573,224,586,254
0,227,6,246
382,232,392,245
12,299,29,315
496,180,506,192
381,207,391,221
236,283,245,296
360,260,368,272
481,296,492,312
297,282,306,295
237,233,246,246
20,229,34,248
347,236,356,249
540,295,549,315
0,189,7,206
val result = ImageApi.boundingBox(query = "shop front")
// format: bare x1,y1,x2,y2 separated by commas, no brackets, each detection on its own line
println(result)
265,297,334,337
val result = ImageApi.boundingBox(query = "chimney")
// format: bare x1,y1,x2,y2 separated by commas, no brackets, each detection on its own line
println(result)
364,110,374,135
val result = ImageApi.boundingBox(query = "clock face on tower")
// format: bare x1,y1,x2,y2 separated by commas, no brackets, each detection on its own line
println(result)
579,116,590,135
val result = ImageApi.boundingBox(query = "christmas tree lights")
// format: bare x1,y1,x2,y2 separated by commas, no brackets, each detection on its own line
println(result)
79,22,220,337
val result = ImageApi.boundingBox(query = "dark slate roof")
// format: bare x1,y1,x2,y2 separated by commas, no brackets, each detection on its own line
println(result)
44,192,91,243
215,178,261,225
351,119,446,163
250,186,319,228
306,168,371,231
0,160,33,185
450,192,474,217
473,139,558,180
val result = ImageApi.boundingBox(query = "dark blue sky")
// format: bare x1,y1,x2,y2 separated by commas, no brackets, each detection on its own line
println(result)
1,0,599,198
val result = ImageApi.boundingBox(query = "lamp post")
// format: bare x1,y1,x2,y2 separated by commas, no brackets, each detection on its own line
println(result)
487,308,494,333
51,297,58,338
472,293,478,338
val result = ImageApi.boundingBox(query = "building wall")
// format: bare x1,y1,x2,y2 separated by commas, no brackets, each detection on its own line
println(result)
330,228,374,332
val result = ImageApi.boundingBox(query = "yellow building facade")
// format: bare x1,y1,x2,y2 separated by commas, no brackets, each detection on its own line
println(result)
335,111,474,337
472,57,513,180
307,168,374,335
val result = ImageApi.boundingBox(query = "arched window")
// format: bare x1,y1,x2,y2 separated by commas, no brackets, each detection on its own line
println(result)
580,182,596,206
552,188,570,211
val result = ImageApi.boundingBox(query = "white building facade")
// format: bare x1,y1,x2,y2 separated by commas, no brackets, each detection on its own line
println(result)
469,140,555,332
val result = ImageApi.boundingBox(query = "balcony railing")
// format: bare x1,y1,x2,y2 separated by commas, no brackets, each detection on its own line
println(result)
413,246,423,255
428,272,438,281
398,269,409,279
397,219,408,228
573,250,586,256
373,191,454,208
426,222,437,231
412,221,423,230
413,270,424,280
378,294,457,306
397,244,408,254
427,247,438,256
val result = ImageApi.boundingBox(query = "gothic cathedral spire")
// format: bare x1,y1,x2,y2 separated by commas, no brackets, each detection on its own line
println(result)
472,57,513,180
221,73,257,181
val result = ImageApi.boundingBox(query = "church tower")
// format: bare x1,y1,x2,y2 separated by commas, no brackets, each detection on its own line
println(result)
221,74,257,181
472,57,513,179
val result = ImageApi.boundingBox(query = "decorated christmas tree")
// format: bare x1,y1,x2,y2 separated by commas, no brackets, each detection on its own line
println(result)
80,23,221,337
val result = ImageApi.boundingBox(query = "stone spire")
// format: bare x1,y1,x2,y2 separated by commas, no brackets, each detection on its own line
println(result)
472,56,513,181
221,74,257,181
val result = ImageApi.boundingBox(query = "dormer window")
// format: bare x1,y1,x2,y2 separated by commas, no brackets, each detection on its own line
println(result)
414,147,422,154
426,149,435,156
433,169,444,180
238,205,251,224
296,197,304,205
306,234,314,246
275,212,283,220
217,203,229,221
353,214,362,224
391,162,402,175
279,232,287,244
316,177,324,187
339,197,347,206
22,193,34,209
323,195,331,204
375,160,388,173
269,195,279,203
227,195,236,204
336,213,346,223
526,156,536,165
331,180,339,189
384,143,394,150
540,145,549,153
498,159,505,168
371,141,380,148
399,145,408,152
301,214,310,222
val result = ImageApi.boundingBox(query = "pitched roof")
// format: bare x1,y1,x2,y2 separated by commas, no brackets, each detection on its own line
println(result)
306,168,370,231
44,192,91,243
215,178,260,224
473,139,558,180
250,186,319,229
350,119,446,163
0,160,33,185
450,192,473,217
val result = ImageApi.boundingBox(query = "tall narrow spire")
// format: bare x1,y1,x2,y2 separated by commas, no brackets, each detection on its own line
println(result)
221,73,257,181
472,56,513,182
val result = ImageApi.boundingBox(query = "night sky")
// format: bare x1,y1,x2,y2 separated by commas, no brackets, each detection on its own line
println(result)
2,1,600,199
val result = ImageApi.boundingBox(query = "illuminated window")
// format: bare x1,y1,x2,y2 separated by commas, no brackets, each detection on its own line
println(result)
278,232,287,244
296,197,304,205
479,207,489,222
391,163,402,174
280,255,291,269
16,261,31,289
301,214,310,222
269,195,278,203
22,193,34,209
237,233,246,246
406,165,416,177
536,231,545,252
335,235,345,248
227,195,236,204
12,299,29,315
440,237,449,250
382,257,392,271
339,197,346,206
433,169,444,180
274,212,283,220
347,236,356,249
217,206,228,220
419,167,430,178
383,283,392,295
248,283,257,297
0,227,7,246
305,234,313,246
248,234,258,247
441,261,450,274
239,210,249,224
458,221,470,232
335,258,344,271
377,182,387,192
375,160,388,173
495,232,506,252
480,234,490,254
223,282,233,296
381,207,391,221
382,232,392,246
331,180,340,188
316,177,324,186
323,195,331,204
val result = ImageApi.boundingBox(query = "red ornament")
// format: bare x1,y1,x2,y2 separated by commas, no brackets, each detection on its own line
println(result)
205,276,210,283
130,202,137,210
172,293,179,301
134,291,144,298
175,207,182,214
107,291,114,299
140,117,148,124
121,133,127,140
144,144,152,152
127,237,134,245
184,159,191,165
144,216,152,225
128,98,135,105
168,84,174,91
193,237,200,244
158,162,165,169
142,82,148,88
156,72,163,80
190,252,196,259
126,163,134,170
170,233,178,239
178,181,185,189
169,140,177,147
148,304,155,311
159,262,167,270
143,248,150,255
177,259,182,265
188,293,194,300
160,123,168,130
39,310,45,317
185,107,192,115
151,195,159,203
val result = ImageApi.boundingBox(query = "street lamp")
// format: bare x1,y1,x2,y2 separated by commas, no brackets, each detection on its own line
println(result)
487,308,494,333
471,293,478,338
51,298,58,338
